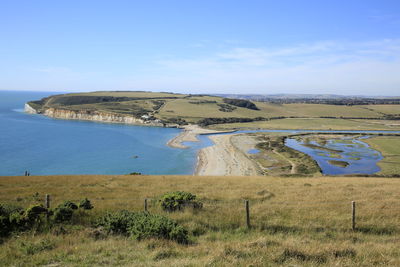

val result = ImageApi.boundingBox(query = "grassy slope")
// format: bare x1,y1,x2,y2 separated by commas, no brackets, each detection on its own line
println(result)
1,175,399,266
364,136,400,175
30,91,400,126
361,105,400,115
209,118,400,131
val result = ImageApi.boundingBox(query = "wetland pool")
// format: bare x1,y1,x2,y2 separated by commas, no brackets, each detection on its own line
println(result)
285,137,383,175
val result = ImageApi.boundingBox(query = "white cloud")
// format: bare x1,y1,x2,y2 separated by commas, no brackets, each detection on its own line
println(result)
130,39,400,95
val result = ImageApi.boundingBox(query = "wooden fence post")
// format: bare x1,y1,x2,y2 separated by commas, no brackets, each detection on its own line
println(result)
245,200,250,229
144,198,148,212
45,194,50,209
352,201,356,231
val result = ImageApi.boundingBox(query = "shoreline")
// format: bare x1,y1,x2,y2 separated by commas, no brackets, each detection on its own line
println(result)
194,133,261,176
166,124,235,149
24,103,178,128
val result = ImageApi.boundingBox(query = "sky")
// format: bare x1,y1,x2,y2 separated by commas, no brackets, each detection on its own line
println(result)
1,0,400,95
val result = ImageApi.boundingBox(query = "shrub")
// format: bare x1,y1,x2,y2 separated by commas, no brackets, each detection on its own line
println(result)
52,207,74,223
59,201,78,210
94,211,189,243
94,210,134,235
79,198,94,210
127,213,188,243
24,205,48,223
159,191,203,212
0,204,23,216
0,215,11,237
223,98,259,110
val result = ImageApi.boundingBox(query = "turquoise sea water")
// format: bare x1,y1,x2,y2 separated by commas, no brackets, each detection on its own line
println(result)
1,91,400,176
0,91,198,176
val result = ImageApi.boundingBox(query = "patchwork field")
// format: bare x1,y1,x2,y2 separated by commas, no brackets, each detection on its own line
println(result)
27,91,400,128
1,175,399,266
209,118,400,131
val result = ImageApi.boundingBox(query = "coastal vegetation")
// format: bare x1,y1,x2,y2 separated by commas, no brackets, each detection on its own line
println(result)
328,160,350,168
254,134,322,176
364,136,400,176
222,98,259,110
0,175,399,266
241,133,400,177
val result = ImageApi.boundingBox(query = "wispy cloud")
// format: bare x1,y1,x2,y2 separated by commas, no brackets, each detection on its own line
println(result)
140,39,400,95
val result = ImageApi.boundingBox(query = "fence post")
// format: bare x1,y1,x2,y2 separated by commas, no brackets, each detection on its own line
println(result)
352,201,356,231
45,194,50,209
245,200,250,229
144,198,148,212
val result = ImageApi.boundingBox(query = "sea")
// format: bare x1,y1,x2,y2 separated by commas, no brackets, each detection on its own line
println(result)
0,91,199,176
1,91,399,176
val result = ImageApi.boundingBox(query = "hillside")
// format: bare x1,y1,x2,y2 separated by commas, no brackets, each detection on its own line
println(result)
0,175,399,266
26,91,400,129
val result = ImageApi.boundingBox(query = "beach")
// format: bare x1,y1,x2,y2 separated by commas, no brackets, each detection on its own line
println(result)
195,133,261,176
166,124,233,148
166,124,260,176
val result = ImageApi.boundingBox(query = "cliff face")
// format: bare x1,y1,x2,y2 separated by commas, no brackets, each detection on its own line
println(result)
24,103,38,114
24,104,164,126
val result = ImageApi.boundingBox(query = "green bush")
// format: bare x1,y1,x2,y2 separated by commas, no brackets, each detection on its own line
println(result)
0,204,23,216
23,205,48,225
159,191,203,212
128,213,188,243
59,201,78,210
0,198,94,238
223,98,259,110
52,207,74,223
0,215,11,237
94,210,134,235
94,211,189,243
79,198,93,210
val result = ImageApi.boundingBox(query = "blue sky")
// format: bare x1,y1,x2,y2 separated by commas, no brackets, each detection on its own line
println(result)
1,0,400,95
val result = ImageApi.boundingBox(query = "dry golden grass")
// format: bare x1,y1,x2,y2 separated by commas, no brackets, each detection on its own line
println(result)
362,105,400,115
35,92,400,128
1,175,399,266
210,117,400,131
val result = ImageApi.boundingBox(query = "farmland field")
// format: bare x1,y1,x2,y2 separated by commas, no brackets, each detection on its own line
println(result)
28,92,400,127
209,118,400,131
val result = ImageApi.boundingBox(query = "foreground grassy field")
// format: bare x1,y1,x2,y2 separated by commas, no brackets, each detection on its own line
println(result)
1,175,399,266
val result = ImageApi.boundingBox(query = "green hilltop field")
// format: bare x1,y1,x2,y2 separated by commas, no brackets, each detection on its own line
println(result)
28,91,400,130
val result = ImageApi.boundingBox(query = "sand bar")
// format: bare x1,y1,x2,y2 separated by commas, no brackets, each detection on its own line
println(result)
167,124,234,149
195,134,261,176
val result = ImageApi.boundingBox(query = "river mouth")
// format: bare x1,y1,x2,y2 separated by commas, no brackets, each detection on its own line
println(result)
285,135,383,175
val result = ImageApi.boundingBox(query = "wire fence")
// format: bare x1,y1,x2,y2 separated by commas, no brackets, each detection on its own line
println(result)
39,194,400,232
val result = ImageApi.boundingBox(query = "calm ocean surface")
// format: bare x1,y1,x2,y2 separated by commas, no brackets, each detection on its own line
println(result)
2,91,399,176
0,91,199,176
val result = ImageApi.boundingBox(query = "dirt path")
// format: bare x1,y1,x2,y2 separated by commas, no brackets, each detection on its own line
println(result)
272,149,296,174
